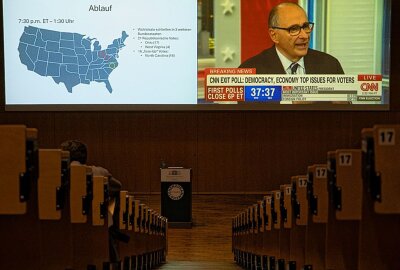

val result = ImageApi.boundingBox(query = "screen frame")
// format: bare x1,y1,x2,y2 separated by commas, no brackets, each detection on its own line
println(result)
0,0,395,112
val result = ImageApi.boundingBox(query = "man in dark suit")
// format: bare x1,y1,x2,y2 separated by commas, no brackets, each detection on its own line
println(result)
240,2,344,74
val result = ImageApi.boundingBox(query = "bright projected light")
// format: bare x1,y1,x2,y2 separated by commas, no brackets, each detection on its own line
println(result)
1,0,392,111
3,0,197,106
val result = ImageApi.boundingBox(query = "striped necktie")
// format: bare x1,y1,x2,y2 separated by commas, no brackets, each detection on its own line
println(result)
290,62,299,74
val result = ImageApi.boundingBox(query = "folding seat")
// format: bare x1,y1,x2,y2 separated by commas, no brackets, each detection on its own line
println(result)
304,164,328,270
288,176,308,270
0,125,40,270
325,149,362,270
358,126,400,270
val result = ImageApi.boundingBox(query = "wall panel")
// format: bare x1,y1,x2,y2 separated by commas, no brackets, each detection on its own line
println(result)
1,110,400,193
54,112,104,165
148,112,198,193
102,112,152,193
198,112,247,192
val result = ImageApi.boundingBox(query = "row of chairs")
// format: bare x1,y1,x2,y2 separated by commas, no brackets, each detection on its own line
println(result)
117,190,168,270
232,124,400,270
0,125,168,270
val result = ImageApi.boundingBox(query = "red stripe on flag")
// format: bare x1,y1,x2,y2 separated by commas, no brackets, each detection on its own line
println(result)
241,0,298,63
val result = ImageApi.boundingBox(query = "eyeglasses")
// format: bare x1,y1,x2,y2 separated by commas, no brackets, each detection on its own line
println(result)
272,22,314,36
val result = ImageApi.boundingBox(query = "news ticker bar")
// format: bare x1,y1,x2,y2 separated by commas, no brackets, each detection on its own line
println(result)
204,72,382,103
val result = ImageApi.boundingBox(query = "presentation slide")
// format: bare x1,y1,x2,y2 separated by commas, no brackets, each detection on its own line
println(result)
3,0,197,105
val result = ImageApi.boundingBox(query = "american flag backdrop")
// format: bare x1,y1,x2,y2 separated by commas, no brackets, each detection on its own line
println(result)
240,0,298,62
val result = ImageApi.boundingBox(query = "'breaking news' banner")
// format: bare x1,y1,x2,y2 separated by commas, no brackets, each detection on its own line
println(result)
204,68,382,103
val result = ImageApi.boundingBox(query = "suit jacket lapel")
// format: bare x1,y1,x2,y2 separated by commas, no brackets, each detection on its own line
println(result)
304,52,317,74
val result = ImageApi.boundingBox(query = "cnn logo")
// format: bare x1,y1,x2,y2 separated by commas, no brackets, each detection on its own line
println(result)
360,82,379,91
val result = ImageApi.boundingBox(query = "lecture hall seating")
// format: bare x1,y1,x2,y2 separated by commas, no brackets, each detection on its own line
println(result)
0,125,40,270
0,125,168,270
232,124,400,270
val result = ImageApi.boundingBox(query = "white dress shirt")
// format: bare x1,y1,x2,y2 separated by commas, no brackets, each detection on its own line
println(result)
275,47,306,74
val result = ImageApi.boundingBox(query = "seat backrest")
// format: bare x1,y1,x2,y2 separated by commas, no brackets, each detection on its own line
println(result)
272,190,281,230
373,125,400,214
119,190,128,230
308,164,328,223
292,175,308,226
38,149,69,220
0,125,38,214
70,164,93,223
281,184,293,229
92,175,108,226
335,149,363,220
264,194,273,231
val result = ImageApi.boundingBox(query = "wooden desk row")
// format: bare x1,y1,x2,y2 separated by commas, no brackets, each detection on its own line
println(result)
0,125,168,270
232,125,400,270
118,190,168,270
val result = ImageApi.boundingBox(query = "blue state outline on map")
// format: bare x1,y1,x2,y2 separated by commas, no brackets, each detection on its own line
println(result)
18,26,128,93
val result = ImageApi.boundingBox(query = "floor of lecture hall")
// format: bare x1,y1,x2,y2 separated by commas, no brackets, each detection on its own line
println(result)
135,194,262,269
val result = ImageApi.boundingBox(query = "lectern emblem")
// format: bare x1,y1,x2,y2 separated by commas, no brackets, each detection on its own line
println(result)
168,184,184,200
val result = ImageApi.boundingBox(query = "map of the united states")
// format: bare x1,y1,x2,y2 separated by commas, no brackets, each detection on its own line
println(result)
18,26,128,93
